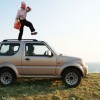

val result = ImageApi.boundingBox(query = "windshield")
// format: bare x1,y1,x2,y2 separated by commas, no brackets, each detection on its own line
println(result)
45,42,59,55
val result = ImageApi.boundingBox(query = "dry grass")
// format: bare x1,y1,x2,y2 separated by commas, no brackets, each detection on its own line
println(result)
0,73,100,100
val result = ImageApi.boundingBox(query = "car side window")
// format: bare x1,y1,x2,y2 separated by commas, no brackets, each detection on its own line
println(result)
0,43,20,56
25,43,50,56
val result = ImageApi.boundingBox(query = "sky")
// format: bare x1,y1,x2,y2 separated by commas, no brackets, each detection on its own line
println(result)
0,0,100,62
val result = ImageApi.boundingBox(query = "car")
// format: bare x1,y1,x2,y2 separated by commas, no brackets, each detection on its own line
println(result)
0,39,88,88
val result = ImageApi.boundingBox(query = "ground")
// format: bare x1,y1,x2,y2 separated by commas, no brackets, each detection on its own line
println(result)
0,73,100,100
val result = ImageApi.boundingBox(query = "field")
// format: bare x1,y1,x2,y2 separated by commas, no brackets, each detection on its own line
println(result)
0,73,100,100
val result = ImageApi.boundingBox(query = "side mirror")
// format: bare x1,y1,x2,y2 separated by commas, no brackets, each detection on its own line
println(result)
59,53,62,56
47,50,52,57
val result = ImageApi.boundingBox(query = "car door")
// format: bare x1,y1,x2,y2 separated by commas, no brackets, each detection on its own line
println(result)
22,42,57,75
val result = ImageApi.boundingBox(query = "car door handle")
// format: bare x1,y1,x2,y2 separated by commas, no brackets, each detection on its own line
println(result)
25,58,30,61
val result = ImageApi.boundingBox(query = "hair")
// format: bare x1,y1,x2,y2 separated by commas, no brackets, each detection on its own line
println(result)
21,2,26,5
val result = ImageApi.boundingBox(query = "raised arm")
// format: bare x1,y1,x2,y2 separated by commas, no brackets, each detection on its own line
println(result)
26,6,31,12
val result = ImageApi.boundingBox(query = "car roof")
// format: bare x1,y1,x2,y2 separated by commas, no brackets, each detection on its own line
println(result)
2,39,46,43
0,40,49,48
3,39,38,42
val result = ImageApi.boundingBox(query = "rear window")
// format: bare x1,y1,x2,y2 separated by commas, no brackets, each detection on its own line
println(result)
0,43,20,56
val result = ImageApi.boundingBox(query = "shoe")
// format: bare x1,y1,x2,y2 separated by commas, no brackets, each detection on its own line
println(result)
31,32,37,35
18,38,21,41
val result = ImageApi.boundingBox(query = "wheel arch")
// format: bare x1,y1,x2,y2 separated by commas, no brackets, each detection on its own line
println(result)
0,63,19,78
61,66,83,77
0,67,17,78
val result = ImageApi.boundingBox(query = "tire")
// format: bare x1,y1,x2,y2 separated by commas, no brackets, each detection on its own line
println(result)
62,69,81,88
0,69,16,86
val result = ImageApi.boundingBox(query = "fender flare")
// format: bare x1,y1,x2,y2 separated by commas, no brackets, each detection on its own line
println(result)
59,62,84,76
0,62,19,77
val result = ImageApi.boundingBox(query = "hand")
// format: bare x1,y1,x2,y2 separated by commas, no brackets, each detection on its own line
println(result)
27,6,31,11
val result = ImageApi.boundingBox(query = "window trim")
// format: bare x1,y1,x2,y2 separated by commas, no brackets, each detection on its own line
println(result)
25,43,53,57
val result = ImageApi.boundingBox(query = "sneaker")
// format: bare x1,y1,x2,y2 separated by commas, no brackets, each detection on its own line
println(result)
31,32,37,35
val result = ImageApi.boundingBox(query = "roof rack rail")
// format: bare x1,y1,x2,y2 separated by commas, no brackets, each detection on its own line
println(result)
3,39,17,42
3,39,38,42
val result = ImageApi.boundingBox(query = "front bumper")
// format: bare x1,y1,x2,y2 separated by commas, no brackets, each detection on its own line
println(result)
83,64,88,77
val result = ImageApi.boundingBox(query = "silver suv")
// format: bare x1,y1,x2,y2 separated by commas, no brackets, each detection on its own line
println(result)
0,39,88,88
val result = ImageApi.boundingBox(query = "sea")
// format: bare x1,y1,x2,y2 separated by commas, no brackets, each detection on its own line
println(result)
87,62,100,73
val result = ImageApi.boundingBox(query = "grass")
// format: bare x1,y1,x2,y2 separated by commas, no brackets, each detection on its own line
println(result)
0,73,100,100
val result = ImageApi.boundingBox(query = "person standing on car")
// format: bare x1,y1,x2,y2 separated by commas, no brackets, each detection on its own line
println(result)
15,2,37,40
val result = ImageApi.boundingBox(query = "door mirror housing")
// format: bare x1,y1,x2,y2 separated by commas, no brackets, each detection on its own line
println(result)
47,50,53,57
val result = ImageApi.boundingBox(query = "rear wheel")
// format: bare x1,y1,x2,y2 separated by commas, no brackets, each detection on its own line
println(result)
0,69,16,86
62,69,81,88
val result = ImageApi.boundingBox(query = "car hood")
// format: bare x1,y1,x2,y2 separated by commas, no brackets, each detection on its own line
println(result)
57,55,82,65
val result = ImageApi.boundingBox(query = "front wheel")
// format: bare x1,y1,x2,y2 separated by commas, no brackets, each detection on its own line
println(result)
62,69,81,88
0,69,16,86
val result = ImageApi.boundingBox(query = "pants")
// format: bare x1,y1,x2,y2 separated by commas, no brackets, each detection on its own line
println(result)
18,19,35,40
